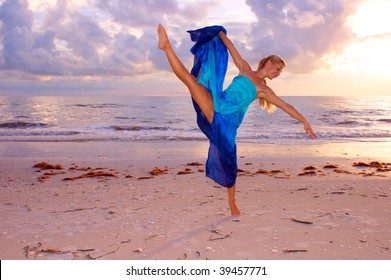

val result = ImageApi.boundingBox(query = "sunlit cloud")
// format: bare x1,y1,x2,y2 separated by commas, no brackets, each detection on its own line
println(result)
244,0,365,73
0,0,389,96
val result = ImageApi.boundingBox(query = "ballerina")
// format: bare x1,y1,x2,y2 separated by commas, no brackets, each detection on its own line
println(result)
158,24,317,216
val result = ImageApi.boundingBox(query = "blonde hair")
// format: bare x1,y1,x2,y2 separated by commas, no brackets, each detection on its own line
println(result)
257,55,286,114
259,97,276,113
257,55,286,70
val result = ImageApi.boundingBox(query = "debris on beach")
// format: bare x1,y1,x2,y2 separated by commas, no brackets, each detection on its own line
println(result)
23,242,95,259
323,164,339,169
353,161,391,173
137,176,154,180
209,232,232,241
238,168,253,176
33,162,66,183
149,167,168,176
298,170,317,176
182,251,202,260
186,162,203,166
283,249,308,253
88,248,120,259
177,168,194,175
24,242,64,257
291,165,324,176
62,171,118,181
298,166,326,176
270,169,285,174
330,191,345,195
377,167,391,172
252,168,290,178
133,248,143,253
37,175,50,183
253,169,270,175
290,218,313,225
30,158,390,185
43,170,64,176
69,166,86,171
333,169,351,174
353,161,383,168
303,166,317,171
358,172,376,177
33,162,63,170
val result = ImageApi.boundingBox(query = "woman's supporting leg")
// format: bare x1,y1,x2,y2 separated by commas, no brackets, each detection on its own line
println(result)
158,24,214,123
228,185,240,216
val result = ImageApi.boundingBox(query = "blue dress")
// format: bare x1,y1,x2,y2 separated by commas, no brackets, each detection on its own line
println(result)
187,26,257,188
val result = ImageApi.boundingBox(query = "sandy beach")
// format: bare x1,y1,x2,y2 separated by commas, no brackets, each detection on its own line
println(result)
0,140,390,260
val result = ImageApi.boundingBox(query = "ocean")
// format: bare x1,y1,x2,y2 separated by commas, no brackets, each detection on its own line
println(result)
0,95,391,144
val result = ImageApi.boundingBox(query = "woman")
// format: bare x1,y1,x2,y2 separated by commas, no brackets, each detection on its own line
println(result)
158,24,317,216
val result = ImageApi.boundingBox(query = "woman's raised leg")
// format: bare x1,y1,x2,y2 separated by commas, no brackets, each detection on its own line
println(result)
158,24,214,123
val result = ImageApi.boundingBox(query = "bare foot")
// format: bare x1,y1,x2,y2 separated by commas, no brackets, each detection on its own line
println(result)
158,24,171,51
229,201,241,216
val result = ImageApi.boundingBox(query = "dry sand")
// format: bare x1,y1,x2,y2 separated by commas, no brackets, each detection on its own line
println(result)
0,141,390,260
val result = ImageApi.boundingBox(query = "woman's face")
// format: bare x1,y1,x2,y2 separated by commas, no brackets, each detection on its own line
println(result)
267,62,284,80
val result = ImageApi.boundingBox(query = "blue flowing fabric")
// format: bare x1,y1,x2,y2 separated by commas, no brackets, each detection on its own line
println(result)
187,26,256,188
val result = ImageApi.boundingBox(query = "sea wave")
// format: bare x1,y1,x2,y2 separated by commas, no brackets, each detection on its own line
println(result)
0,121,48,128
378,118,391,123
1,95,391,144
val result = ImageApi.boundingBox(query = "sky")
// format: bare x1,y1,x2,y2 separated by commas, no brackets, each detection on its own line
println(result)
0,0,390,96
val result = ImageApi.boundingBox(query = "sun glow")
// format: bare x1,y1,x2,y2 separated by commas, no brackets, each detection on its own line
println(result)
334,0,391,76
333,37,391,77
349,0,391,38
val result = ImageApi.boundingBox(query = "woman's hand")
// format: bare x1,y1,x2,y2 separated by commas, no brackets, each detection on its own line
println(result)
303,119,317,139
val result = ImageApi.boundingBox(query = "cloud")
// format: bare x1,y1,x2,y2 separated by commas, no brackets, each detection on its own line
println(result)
0,0,143,77
95,0,214,27
245,0,365,73
0,0,63,75
0,0,212,81
0,0,365,86
40,1,113,75
0,0,33,34
357,31,391,42
95,0,177,27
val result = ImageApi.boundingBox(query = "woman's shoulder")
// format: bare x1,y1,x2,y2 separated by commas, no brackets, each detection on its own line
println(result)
239,71,259,86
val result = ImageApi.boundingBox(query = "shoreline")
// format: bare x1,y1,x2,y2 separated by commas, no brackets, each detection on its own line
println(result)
1,140,390,260
2,139,391,159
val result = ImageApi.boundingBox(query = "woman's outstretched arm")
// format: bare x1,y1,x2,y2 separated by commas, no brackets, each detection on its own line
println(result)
218,31,251,73
258,85,317,139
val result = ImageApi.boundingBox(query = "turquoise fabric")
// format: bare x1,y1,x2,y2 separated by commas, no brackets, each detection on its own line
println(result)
215,75,256,114
188,26,256,188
